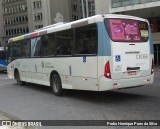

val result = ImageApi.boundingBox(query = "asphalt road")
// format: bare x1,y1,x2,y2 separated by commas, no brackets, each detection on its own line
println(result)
0,71,160,129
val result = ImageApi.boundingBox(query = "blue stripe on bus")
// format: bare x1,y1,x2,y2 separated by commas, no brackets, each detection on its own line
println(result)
149,27,154,54
97,22,111,56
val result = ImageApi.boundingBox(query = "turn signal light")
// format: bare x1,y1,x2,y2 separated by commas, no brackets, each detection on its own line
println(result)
151,59,154,74
104,61,112,79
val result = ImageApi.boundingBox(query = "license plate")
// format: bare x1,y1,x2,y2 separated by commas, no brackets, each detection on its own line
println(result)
128,71,136,76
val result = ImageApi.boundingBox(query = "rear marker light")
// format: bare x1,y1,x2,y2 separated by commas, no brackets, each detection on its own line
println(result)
151,59,154,74
104,61,112,79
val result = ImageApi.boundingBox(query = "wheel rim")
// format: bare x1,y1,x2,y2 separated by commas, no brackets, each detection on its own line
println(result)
53,77,60,93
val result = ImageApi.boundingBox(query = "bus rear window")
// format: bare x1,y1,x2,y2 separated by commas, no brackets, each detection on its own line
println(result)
105,19,149,42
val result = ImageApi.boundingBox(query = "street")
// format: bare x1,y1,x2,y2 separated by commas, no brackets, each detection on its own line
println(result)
0,71,160,129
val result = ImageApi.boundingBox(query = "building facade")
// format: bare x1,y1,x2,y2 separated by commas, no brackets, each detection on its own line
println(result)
0,0,74,46
0,0,29,46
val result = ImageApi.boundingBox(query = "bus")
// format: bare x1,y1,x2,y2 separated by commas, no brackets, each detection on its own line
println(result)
7,14,154,96
0,47,7,72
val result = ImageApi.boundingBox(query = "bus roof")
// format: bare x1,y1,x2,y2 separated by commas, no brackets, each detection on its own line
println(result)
8,14,147,43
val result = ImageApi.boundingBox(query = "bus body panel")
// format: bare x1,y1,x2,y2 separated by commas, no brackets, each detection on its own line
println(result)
111,42,151,80
7,56,99,91
68,57,98,91
7,14,154,92
99,74,154,91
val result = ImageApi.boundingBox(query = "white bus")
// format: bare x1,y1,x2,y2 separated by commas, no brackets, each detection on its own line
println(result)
7,14,154,96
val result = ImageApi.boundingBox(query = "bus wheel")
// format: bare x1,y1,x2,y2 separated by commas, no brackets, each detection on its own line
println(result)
51,74,63,96
15,71,25,86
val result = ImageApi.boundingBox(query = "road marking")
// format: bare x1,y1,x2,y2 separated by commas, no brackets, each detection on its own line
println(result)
0,83,14,85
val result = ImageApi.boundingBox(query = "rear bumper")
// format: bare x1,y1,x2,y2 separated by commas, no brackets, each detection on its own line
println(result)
99,74,154,91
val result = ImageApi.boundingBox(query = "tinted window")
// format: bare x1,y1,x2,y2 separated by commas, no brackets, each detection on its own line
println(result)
0,51,6,60
7,39,30,62
11,42,21,58
41,34,56,56
105,18,149,42
75,24,97,55
56,30,73,56
31,37,41,57
21,39,30,58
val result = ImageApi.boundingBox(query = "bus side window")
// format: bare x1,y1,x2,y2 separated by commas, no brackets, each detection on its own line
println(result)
75,24,97,55
41,35,49,56
56,30,73,56
31,37,42,57
21,39,30,58
48,33,56,56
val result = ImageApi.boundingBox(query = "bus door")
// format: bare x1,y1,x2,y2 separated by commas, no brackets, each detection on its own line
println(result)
105,19,152,80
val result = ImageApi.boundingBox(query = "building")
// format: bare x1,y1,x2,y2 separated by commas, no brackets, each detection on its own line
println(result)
0,0,96,47
0,0,74,46
0,0,29,47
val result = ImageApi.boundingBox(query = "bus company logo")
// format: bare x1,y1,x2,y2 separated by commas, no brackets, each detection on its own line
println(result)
115,55,121,62
41,61,45,68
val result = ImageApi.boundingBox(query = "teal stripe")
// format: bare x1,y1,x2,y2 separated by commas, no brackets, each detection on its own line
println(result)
97,22,111,56
149,27,154,54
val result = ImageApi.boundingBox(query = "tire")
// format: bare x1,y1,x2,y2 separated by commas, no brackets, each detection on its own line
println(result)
15,71,25,86
51,74,63,96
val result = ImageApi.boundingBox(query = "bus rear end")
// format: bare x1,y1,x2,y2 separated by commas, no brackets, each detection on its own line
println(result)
0,47,7,71
99,15,154,91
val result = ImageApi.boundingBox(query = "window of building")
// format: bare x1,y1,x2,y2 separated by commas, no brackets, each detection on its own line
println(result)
35,25,43,29
72,15,79,21
34,13,43,21
33,1,42,9
3,4,27,14
73,4,78,11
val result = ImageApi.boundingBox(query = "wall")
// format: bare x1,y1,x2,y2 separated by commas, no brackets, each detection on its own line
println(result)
94,0,111,14
49,0,70,24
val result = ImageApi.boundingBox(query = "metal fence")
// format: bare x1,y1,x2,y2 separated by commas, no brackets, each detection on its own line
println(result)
112,0,160,8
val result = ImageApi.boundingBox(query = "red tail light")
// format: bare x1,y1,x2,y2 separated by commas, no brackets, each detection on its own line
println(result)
104,61,112,79
151,59,154,74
